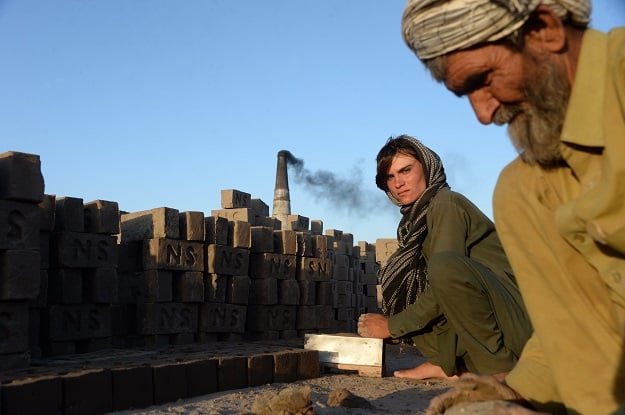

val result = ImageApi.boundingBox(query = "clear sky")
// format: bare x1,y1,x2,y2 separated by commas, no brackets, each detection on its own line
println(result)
1,1,623,244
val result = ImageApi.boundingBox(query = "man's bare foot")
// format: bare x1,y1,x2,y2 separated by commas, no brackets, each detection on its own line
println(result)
491,372,508,382
394,361,459,380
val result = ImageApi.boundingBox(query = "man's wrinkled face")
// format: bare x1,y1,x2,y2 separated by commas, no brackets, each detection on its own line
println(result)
443,43,570,166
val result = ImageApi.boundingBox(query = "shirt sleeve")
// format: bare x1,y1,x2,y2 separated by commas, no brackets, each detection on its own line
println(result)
388,287,441,338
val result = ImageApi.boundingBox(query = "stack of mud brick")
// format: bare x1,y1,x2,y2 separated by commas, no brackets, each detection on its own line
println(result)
0,152,44,369
39,195,120,356
358,241,381,313
116,206,207,347
373,237,400,309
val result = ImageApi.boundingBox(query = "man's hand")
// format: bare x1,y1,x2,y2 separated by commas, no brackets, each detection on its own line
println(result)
426,373,526,415
357,313,391,338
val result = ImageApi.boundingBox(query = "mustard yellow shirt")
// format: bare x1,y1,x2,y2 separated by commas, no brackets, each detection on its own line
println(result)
495,28,625,415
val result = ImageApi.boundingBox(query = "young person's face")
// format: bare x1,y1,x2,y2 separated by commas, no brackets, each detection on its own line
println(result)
386,152,426,206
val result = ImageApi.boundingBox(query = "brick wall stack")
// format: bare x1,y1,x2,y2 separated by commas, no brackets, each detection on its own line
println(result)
117,207,204,347
326,229,359,332
358,241,381,313
0,151,45,369
202,189,255,341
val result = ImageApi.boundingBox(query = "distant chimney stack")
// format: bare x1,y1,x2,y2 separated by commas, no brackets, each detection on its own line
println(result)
272,150,291,229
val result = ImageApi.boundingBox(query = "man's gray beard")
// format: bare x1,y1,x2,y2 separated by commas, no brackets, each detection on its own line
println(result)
494,56,571,167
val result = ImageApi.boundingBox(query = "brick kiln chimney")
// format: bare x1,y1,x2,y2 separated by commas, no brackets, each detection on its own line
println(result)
272,150,291,229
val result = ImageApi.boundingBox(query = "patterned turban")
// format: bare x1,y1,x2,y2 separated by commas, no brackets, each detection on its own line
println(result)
402,0,592,59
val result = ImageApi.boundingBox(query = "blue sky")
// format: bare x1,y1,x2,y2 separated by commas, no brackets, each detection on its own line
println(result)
1,1,623,244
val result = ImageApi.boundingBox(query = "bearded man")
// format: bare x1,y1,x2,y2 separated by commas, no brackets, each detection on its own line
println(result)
400,1,625,414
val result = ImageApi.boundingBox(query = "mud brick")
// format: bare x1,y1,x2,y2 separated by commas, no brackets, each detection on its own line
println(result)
1,375,63,415
174,271,204,303
278,279,300,305
280,329,298,339
365,284,378,297
246,305,296,331
250,253,296,279
326,228,343,241
0,151,45,202
204,216,228,245
118,241,142,272
83,267,119,304
273,229,297,255
62,369,112,415
311,234,330,258
29,307,41,357
333,264,349,281
37,198,56,239
226,275,250,305
297,256,331,281
83,199,120,235
336,293,353,308
317,305,334,328
333,240,351,256
360,250,376,263
40,231,50,269
311,219,323,235
256,216,281,230
0,302,28,353
296,305,319,330
46,340,77,356
143,238,203,271
171,331,195,345
248,353,274,386
111,365,154,411
0,249,40,300
120,207,179,242
206,244,249,275
179,211,205,241
296,231,313,257
250,226,274,253
0,351,30,370
316,281,334,305
111,304,137,338
48,268,82,304
249,277,278,305
221,189,251,209
335,307,354,321
204,273,227,303
273,350,298,383
250,198,269,217
136,303,198,335
375,238,399,266
364,296,379,312
153,362,188,405
335,280,353,295
341,232,354,247
118,270,172,304
32,269,49,307
53,197,84,232
298,276,316,305
218,356,248,391
46,304,111,341
51,232,118,268
184,358,218,397
245,330,280,341
286,215,309,231
298,349,320,380
0,200,40,250
228,220,251,248
334,253,349,268
362,261,380,275
211,208,255,225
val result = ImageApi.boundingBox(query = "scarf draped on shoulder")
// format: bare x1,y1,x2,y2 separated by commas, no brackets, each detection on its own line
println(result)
379,137,449,317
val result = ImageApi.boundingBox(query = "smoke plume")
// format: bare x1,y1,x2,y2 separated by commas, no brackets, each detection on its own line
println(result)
279,149,392,217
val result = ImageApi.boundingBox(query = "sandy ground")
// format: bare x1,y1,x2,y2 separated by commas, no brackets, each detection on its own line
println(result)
109,343,453,415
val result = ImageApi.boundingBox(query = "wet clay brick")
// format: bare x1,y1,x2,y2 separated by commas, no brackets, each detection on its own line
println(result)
120,207,180,243
273,350,298,383
0,151,44,203
143,238,204,272
184,358,218,397
0,302,28,354
198,303,246,334
248,354,273,387
218,356,248,391
249,253,296,280
0,249,40,301
228,220,251,249
83,267,119,304
226,275,250,305
1,375,62,415
0,200,40,250
278,279,300,305
297,349,320,380
111,365,153,411
211,208,255,226
250,226,274,253
273,230,297,255
246,305,296,331
46,304,111,341
51,232,118,268
174,271,204,303
62,369,112,415
54,197,84,232
249,278,278,305
153,362,188,405
179,211,205,242
205,244,249,276
136,303,198,335
48,268,82,305
83,199,120,235
221,189,251,209
204,273,227,303
204,216,228,245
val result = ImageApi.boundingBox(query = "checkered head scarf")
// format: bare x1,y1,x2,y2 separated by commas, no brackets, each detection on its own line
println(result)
377,136,449,317
402,0,592,59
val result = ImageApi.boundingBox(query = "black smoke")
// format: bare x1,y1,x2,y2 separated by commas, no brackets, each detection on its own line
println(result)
279,150,393,216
